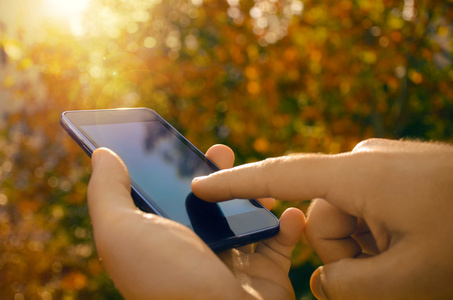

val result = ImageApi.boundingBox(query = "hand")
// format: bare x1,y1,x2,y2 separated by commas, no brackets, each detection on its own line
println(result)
191,139,453,299
87,145,305,300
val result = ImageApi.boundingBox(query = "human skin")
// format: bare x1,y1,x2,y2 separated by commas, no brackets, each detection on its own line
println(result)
87,145,305,300
192,139,453,299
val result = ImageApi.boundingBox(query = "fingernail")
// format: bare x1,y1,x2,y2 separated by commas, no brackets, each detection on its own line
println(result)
91,151,100,169
91,148,108,169
311,267,327,300
192,176,207,183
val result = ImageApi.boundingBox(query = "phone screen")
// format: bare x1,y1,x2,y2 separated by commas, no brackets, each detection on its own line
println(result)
61,108,279,251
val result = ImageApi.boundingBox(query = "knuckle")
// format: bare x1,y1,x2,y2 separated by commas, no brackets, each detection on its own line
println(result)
352,138,386,152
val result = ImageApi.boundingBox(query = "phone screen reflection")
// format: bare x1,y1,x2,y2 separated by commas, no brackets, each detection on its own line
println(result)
80,121,255,239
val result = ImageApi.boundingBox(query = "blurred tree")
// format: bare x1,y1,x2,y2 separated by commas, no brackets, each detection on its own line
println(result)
0,0,452,299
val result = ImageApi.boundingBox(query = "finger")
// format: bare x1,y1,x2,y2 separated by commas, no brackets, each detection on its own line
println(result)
205,145,275,211
352,232,379,256
222,208,305,294
192,153,365,217
256,197,275,211
352,218,379,255
205,144,235,170
87,148,135,229
192,155,330,201
254,207,306,271
305,199,361,264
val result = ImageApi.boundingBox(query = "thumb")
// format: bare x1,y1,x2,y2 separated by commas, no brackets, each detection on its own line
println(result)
310,242,421,300
87,148,135,229
311,258,384,300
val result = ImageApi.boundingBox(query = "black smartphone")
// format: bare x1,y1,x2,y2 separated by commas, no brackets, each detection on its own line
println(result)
60,108,279,252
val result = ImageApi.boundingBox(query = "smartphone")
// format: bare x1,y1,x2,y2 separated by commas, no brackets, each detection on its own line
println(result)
60,108,279,252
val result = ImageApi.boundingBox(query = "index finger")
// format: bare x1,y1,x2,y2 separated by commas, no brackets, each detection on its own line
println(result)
191,152,364,216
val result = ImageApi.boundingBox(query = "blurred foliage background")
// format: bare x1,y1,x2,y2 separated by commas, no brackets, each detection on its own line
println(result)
0,0,452,299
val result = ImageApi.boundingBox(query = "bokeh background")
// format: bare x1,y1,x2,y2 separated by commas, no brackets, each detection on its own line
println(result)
0,0,452,299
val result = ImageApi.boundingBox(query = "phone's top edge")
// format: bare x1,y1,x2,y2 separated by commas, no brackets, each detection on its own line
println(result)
62,107,155,114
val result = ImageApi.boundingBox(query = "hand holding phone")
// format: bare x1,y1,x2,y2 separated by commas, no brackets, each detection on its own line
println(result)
87,145,305,299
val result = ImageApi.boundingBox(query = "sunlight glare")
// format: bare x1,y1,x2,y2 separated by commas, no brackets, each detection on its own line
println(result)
44,0,92,35
45,0,91,17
